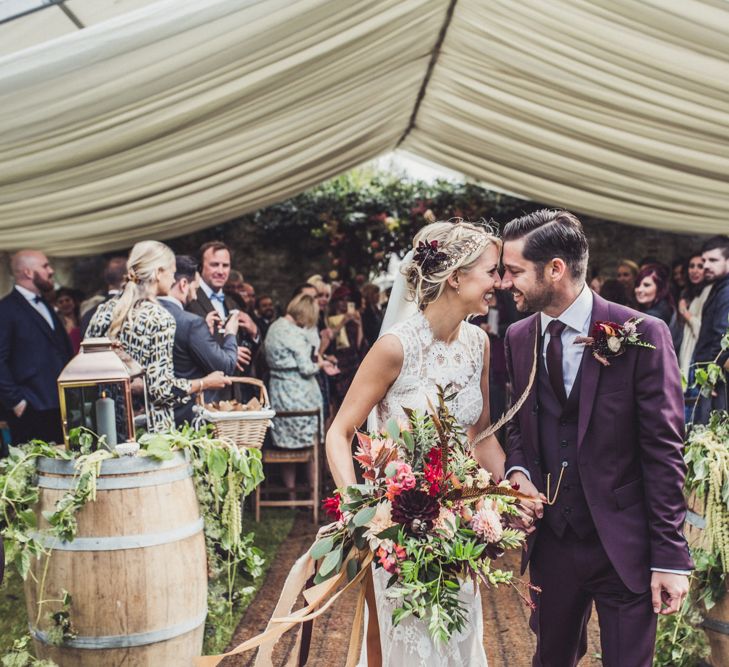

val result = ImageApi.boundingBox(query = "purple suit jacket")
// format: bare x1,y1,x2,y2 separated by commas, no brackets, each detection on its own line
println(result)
504,292,693,593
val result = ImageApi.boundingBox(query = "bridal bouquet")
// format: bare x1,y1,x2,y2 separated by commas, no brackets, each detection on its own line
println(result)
312,388,533,644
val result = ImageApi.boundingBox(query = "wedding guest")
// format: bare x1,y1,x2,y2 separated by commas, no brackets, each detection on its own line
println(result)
296,281,336,424
326,287,364,406
87,241,230,431
676,254,709,375
360,283,383,348
634,264,675,326
588,274,605,294
80,256,127,337
616,258,639,304
223,269,247,310
264,293,324,498
253,294,277,340
670,258,687,305
639,255,660,271
692,235,729,423
55,287,82,354
599,278,629,306
241,282,256,312
188,242,259,388
0,250,73,445
158,255,243,426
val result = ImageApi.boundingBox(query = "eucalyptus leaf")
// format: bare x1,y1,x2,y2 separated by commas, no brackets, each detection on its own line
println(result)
346,557,360,582
401,430,414,453
309,536,334,560
319,547,343,577
353,505,377,527
386,418,401,441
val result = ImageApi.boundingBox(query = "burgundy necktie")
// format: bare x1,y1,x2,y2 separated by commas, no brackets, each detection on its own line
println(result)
546,319,567,404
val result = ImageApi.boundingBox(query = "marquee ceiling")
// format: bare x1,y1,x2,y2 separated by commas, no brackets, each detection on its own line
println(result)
0,0,727,256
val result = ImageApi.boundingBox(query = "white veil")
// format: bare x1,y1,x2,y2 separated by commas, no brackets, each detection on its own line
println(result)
378,249,417,338
366,250,417,431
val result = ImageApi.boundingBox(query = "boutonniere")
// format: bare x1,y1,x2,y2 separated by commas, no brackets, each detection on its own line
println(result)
574,317,656,366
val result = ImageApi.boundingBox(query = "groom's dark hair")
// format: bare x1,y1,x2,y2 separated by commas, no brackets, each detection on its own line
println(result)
502,209,589,281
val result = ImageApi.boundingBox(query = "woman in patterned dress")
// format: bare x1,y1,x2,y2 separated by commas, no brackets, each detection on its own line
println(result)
326,221,507,666
87,240,230,432
264,293,324,497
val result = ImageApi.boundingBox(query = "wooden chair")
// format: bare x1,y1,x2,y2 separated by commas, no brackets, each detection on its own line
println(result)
254,409,320,524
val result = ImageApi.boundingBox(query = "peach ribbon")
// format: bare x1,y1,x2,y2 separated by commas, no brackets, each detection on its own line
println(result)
195,547,375,667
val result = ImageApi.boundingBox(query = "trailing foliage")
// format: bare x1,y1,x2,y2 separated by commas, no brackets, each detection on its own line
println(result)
1,426,265,662
136,426,265,648
654,598,710,667
656,408,728,666
684,412,729,610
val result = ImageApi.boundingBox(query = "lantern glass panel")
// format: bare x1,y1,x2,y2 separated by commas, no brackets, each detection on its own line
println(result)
62,381,131,448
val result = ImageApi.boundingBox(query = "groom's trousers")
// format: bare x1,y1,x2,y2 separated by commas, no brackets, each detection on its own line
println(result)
528,523,657,667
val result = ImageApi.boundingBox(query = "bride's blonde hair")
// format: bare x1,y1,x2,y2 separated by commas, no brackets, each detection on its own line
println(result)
108,240,175,338
401,220,501,308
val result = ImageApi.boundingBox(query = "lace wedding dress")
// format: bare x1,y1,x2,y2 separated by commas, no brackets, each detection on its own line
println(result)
358,311,489,667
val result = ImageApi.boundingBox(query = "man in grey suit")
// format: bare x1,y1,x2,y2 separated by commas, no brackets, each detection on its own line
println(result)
158,255,250,426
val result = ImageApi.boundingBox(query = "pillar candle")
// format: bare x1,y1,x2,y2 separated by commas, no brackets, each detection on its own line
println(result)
95,391,117,448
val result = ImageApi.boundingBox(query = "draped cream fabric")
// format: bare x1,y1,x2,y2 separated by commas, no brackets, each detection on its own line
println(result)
405,0,729,234
0,0,727,256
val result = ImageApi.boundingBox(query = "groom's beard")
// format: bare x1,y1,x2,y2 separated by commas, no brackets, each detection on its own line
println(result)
512,278,554,313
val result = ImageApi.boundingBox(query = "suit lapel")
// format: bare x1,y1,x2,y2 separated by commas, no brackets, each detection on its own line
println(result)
516,314,540,460
196,287,215,315
12,289,58,345
577,293,611,449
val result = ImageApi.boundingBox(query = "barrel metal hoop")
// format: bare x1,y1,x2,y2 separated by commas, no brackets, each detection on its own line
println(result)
30,517,204,551
30,607,208,649
37,464,192,490
686,510,706,529
37,451,188,475
703,616,729,635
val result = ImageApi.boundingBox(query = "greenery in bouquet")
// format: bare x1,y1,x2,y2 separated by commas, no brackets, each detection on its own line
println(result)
313,388,534,645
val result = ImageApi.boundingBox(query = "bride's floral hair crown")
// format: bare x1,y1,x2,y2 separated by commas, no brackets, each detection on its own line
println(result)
403,219,500,308
413,235,488,276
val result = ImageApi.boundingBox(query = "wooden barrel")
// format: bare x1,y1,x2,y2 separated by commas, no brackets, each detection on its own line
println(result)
685,490,710,551
684,491,729,666
704,587,729,667
25,452,207,666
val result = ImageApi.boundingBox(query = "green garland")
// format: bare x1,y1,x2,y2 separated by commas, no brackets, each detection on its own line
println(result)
137,426,265,648
1,426,264,662
654,411,728,666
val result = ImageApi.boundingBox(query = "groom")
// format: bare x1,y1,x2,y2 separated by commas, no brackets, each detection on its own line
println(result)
500,210,691,667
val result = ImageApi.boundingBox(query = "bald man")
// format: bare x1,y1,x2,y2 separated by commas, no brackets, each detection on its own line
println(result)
0,250,72,448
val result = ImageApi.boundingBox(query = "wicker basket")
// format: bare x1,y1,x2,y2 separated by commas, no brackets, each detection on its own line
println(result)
194,377,275,448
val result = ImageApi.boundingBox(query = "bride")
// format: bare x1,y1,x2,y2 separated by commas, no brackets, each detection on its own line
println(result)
326,220,507,666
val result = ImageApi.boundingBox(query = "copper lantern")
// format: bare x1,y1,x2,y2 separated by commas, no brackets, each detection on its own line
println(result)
57,338,147,449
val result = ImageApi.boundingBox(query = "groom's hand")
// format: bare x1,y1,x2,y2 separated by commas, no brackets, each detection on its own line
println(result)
651,572,689,615
509,472,544,534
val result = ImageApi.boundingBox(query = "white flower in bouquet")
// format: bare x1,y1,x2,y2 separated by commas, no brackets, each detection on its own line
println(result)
471,504,503,544
364,500,395,549
434,507,457,538
476,468,491,488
